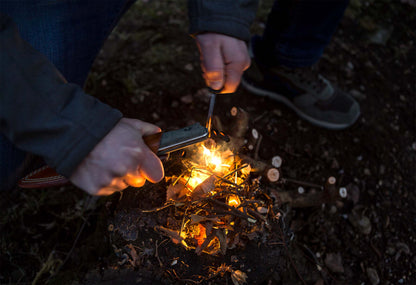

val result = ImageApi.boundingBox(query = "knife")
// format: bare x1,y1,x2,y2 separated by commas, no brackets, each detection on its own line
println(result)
206,88,221,138
18,123,208,188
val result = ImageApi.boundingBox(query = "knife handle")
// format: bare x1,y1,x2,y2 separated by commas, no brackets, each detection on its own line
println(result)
18,132,163,189
143,132,162,154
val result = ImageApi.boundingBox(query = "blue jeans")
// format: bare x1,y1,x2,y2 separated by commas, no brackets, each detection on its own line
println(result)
0,0,134,190
258,0,349,67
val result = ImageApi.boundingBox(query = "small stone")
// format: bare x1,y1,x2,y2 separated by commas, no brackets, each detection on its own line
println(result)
184,63,194,71
347,61,354,69
324,252,344,273
171,259,178,266
367,268,380,285
350,89,366,100
180,94,193,104
152,112,160,120
412,142,416,151
298,187,305,194
364,168,371,176
350,213,372,235
171,100,179,108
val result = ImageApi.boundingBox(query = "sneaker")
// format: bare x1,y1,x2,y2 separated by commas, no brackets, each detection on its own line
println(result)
241,37,360,130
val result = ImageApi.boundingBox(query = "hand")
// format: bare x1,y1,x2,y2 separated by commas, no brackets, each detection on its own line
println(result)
69,118,164,195
195,33,250,93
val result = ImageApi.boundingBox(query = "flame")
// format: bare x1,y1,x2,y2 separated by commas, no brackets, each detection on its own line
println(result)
227,195,241,207
202,145,231,173
184,144,233,190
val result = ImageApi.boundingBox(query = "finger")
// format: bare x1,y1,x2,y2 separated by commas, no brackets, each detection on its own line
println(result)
222,66,244,93
125,119,162,136
124,174,146,188
139,151,164,183
222,42,250,93
197,40,224,91
95,181,127,195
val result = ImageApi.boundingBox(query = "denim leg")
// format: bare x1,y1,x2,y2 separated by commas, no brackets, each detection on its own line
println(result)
0,0,136,190
258,0,349,68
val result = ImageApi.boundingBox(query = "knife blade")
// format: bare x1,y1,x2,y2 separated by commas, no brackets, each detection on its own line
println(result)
205,89,218,137
18,123,208,188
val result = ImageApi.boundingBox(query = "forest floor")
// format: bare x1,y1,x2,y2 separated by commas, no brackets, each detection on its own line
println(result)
1,0,415,284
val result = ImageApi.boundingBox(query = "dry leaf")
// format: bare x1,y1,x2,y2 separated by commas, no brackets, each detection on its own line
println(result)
166,179,189,202
231,270,248,285
190,175,217,200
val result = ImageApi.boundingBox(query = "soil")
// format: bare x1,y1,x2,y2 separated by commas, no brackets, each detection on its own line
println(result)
1,0,415,284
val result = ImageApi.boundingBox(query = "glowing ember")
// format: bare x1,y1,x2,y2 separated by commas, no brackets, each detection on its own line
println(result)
194,224,207,247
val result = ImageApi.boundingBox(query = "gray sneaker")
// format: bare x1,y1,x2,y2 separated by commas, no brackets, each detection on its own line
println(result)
242,41,360,130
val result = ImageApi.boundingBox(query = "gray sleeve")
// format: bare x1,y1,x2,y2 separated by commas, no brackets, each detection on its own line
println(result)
188,0,259,41
0,14,123,177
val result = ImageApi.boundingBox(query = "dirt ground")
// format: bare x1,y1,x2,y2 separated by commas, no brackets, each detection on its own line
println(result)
1,0,415,284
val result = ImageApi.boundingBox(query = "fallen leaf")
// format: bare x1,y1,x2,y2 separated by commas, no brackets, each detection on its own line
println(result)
231,270,248,285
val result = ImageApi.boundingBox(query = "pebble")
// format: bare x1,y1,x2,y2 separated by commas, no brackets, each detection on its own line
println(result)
180,94,193,104
298,187,305,194
412,142,416,151
367,268,380,285
350,89,366,100
152,112,160,120
184,63,194,71
324,252,344,273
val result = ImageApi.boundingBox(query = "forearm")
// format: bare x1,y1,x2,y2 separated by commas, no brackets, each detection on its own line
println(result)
0,14,122,177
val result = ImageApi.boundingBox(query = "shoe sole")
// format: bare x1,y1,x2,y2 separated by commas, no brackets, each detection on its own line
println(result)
241,78,359,130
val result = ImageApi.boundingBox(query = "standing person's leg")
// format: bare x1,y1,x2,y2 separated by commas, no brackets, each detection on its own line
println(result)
0,0,136,190
242,0,360,130
259,0,349,67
